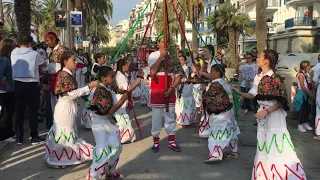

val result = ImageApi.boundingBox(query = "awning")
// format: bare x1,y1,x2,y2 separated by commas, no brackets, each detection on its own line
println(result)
243,44,256,52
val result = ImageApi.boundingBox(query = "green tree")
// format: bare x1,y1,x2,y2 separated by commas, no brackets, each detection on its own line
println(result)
207,0,254,68
14,0,31,39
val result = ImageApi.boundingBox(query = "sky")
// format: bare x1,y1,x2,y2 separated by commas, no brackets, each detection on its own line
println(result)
109,0,141,25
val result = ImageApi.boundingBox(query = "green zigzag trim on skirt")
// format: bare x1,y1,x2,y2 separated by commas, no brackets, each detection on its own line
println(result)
116,113,130,125
210,126,234,140
257,133,295,154
94,146,121,162
176,99,195,109
48,131,77,143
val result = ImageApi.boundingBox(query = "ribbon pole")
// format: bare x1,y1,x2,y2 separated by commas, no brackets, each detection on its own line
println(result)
163,0,169,112
111,0,152,63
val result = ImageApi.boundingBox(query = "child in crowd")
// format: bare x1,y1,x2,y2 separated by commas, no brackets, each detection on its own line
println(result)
87,66,129,180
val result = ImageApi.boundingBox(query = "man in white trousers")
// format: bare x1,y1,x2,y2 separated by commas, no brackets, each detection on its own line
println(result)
148,34,184,153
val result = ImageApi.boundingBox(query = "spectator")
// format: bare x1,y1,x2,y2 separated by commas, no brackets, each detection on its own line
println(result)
0,39,16,142
11,35,46,144
238,53,258,114
251,47,258,62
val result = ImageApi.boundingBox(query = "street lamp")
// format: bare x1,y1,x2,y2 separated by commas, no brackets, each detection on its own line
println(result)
267,18,273,50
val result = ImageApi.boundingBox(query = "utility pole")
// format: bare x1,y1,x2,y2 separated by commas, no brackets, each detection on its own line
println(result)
66,0,75,49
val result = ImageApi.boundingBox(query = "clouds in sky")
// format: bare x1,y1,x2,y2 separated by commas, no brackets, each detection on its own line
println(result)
109,0,141,25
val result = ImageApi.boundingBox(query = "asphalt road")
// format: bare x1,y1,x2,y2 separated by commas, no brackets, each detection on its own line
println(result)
0,100,320,180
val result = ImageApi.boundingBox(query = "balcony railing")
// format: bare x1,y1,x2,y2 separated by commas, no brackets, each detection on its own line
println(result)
285,17,318,28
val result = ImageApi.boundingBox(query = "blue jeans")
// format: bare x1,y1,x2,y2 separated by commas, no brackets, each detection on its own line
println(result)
241,87,251,111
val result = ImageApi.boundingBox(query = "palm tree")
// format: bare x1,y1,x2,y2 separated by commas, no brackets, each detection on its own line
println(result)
207,0,254,68
14,0,31,38
0,0,4,23
256,0,266,52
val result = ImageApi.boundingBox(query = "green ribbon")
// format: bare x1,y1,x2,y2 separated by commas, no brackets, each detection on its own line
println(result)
177,2,241,119
111,0,152,64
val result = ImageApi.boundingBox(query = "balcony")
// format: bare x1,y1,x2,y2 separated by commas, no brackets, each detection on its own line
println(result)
205,0,214,4
284,17,318,28
266,0,279,13
286,0,315,5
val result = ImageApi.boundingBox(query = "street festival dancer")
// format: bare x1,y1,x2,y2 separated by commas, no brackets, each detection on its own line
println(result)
45,32,64,114
202,64,240,163
115,58,142,144
87,66,128,180
148,34,184,152
45,51,98,168
175,55,196,127
81,53,106,129
235,50,307,179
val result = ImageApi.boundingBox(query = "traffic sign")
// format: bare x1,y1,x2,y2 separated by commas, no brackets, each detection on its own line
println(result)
83,41,89,47
76,36,83,43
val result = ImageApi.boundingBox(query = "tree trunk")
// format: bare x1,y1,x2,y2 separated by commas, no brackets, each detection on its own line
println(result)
14,0,31,39
228,27,236,68
256,0,267,53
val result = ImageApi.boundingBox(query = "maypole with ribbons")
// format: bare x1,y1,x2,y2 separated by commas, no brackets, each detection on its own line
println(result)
163,0,169,112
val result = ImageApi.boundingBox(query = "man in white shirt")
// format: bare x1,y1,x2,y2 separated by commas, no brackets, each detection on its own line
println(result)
11,35,46,145
76,49,88,88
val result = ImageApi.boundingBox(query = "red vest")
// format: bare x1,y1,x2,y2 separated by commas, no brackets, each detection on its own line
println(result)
150,73,176,106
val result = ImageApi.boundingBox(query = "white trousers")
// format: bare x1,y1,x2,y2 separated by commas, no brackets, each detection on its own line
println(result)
151,106,176,137
76,69,85,88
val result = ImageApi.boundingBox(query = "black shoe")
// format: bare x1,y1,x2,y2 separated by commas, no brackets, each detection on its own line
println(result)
16,137,24,145
253,123,257,126
31,136,45,145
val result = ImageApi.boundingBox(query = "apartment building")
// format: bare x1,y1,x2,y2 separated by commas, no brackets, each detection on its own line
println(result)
197,0,218,47
239,0,320,54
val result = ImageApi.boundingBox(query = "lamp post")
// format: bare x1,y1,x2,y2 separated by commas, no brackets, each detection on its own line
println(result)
266,18,273,50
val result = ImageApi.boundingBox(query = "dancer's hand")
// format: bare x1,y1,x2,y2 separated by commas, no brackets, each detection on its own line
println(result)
254,110,268,120
89,80,98,89
110,116,117,124
164,87,174,97
160,48,168,58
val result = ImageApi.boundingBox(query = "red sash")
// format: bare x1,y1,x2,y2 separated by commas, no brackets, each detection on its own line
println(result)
77,63,84,69
150,74,176,105
49,73,58,93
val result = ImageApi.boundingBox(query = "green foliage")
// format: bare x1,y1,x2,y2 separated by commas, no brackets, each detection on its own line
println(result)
207,0,254,45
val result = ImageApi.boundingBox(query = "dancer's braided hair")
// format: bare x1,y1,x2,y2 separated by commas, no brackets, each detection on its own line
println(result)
263,50,278,71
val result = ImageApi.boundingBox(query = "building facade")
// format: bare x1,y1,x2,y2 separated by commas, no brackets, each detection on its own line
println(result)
239,0,320,54
198,0,218,47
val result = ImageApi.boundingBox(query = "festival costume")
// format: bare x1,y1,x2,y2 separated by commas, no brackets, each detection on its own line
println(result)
129,61,141,98
249,70,307,180
81,63,101,129
175,64,196,126
203,78,240,161
87,84,124,180
76,56,88,88
148,51,184,152
314,63,320,136
115,71,136,143
48,44,65,113
140,67,150,106
45,68,93,167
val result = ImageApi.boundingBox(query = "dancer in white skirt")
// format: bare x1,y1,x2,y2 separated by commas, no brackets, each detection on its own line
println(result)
176,55,196,127
139,59,150,106
87,66,129,180
128,54,141,98
45,51,98,168
203,64,239,163
235,50,307,179
115,59,143,143
81,53,106,129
